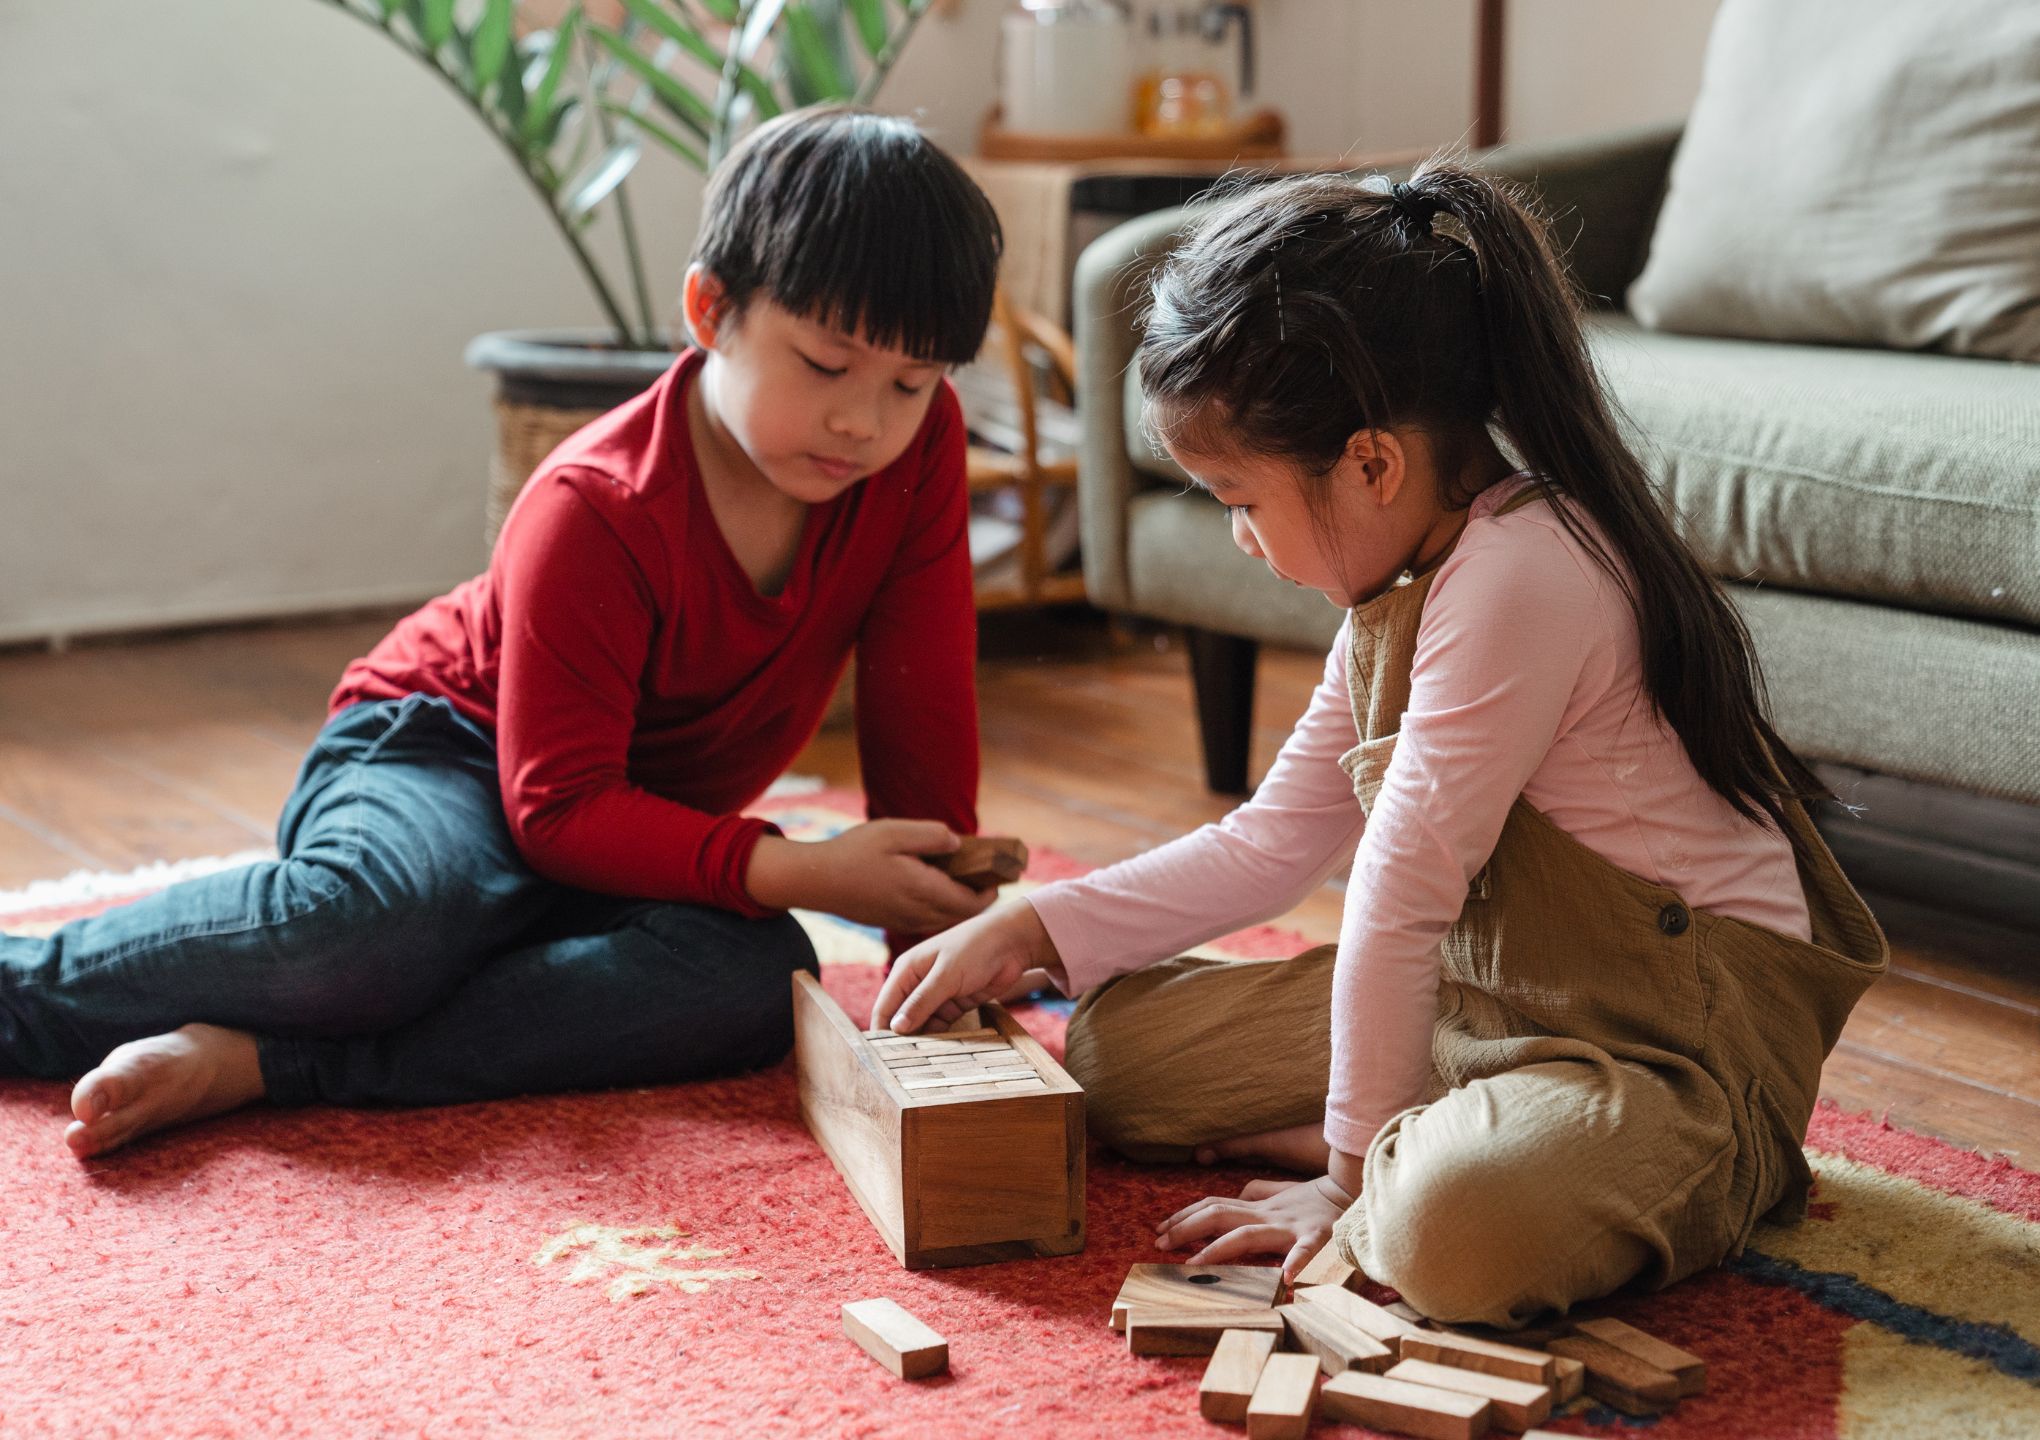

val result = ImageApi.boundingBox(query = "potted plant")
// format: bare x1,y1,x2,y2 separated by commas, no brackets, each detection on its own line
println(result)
312,0,943,539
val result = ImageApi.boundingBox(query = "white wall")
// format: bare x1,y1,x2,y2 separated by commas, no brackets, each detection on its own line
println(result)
0,0,1718,644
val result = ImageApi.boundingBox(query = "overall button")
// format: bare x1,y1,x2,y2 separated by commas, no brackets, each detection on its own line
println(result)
1657,902,1691,937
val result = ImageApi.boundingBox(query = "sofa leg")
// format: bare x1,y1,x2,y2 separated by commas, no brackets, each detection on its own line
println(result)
1184,627,1258,796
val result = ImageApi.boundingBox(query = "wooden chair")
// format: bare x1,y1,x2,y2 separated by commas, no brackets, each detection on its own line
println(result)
951,288,1088,611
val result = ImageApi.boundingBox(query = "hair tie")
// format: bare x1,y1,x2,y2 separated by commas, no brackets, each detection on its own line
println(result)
1390,181,1442,233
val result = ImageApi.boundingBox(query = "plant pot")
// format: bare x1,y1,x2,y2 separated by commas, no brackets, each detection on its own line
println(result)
464,328,679,545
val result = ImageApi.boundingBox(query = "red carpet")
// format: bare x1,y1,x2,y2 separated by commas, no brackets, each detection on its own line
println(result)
3,788,2036,1438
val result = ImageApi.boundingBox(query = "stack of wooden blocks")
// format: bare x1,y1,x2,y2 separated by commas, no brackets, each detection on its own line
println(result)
1112,1251,1708,1438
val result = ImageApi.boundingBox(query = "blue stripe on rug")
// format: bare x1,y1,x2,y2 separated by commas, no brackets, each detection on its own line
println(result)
1732,1249,2040,1385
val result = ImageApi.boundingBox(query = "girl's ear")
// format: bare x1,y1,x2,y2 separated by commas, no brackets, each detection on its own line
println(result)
682,265,728,350
1344,429,1407,509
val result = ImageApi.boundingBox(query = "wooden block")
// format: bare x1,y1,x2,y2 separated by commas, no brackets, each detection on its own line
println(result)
1200,1328,1279,1423
1551,1356,1585,1404
1385,1301,1429,1326
1125,1306,1285,1356
1295,1285,1425,1348
1544,1335,1678,1415
1573,1317,1706,1396
1385,1358,1551,1431
895,1068,1039,1091
1245,1352,1322,1440
841,1298,948,1379
1278,1301,1395,1376
1399,1331,1555,1386
1110,1263,1286,1332
793,972,1084,1269
867,1028,999,1048
930,835,1029,891
1292,1244,1359,1291
1321,1371,1491,1440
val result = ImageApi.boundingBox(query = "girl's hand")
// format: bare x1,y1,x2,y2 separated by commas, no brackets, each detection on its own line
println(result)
1154,1175,1357,1281
870,900,1061,1033
745,821,995,935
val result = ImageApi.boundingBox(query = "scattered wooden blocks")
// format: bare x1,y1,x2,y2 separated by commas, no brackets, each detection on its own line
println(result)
1545,1334,1679,1416
1385,1358,1552,1432
1551,1355,1585,1404
929,835,1029,891
1126,1306,1286,1357
1246,1352,1322,1440
1399,1330,1556,1387
1573,1316,1707,1396
1200,1328,1280,1423
841,1298,948,1379
794,972,1083,1269
1321,1371,1492,1440
1110,1263,1286,1332
1292,1244,1359,1291
1294,1285,1426,1350
1277,1301,1395,1377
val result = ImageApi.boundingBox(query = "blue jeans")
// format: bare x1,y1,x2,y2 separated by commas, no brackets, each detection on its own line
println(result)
0,695,818,1105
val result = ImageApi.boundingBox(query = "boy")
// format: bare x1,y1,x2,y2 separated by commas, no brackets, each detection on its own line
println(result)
0,106,1004,1157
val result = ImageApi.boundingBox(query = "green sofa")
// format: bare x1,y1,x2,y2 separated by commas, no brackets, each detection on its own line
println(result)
1072,123,2040,929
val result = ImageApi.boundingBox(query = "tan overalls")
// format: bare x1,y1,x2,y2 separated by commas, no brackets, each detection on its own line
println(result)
1063,486,1889,1327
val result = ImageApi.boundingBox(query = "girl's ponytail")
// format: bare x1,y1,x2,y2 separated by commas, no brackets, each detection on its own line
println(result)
1400,162,1834,848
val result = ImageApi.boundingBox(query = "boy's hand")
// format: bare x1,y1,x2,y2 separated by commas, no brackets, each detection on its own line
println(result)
745,821,994,934
871,900,1060,1033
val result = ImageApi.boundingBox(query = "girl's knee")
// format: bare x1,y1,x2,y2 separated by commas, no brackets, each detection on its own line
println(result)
1354,1146,1655,1327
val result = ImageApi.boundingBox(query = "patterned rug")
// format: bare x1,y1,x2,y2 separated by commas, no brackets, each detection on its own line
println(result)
2,784,2035,1439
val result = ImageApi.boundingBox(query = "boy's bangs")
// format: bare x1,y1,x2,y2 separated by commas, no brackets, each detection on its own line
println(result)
772,201,990,365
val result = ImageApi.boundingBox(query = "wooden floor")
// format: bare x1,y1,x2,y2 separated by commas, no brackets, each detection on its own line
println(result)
1,610,2033,1165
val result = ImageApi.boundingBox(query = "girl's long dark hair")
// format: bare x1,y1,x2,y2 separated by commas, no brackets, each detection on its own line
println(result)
1138,157,1832,853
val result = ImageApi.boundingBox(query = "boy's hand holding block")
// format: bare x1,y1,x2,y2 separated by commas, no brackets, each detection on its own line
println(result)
928,835,1028,891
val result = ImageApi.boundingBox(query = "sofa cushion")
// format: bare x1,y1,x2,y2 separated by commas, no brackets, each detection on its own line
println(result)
1125,315,2040,627
1591,314,2040,628
1626,0,2040,362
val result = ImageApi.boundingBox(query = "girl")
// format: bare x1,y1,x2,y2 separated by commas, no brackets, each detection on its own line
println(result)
2,107,1004,1159
873,159,1888,1328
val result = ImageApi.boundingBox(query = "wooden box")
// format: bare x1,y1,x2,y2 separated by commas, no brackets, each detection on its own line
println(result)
792,971,1085,1269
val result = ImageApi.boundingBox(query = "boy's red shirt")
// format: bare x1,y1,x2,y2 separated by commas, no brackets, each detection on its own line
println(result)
331,348,980,918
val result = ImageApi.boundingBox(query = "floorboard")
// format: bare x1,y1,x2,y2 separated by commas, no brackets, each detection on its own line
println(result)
0,609,2029,1164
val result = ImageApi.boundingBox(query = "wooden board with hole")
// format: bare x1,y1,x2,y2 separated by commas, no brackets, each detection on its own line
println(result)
793,971,1085,1269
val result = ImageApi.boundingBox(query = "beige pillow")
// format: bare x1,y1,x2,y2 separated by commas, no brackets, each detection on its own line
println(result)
1628,0,2040,362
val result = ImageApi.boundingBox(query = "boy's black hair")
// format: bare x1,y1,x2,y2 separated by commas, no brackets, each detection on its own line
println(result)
691,105,1002,366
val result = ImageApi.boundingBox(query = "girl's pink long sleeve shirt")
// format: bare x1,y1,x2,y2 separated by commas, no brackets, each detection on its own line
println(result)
1028,476,1810,1156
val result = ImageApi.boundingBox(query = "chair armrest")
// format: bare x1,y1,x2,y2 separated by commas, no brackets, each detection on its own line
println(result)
1073,205,1214,609
1475,121,1683,307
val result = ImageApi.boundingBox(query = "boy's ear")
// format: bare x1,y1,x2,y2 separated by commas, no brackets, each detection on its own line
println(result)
681,265,729,350
1344,428,1406,508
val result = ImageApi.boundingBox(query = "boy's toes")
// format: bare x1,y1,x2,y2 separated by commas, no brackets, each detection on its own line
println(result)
71,1067,126,1125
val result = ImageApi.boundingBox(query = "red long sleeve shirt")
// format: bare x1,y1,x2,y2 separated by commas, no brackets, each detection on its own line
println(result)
331,348,980,918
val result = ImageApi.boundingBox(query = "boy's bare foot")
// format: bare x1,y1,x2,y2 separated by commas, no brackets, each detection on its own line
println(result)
1195,1122,1334,1176
66,1023,266,1159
